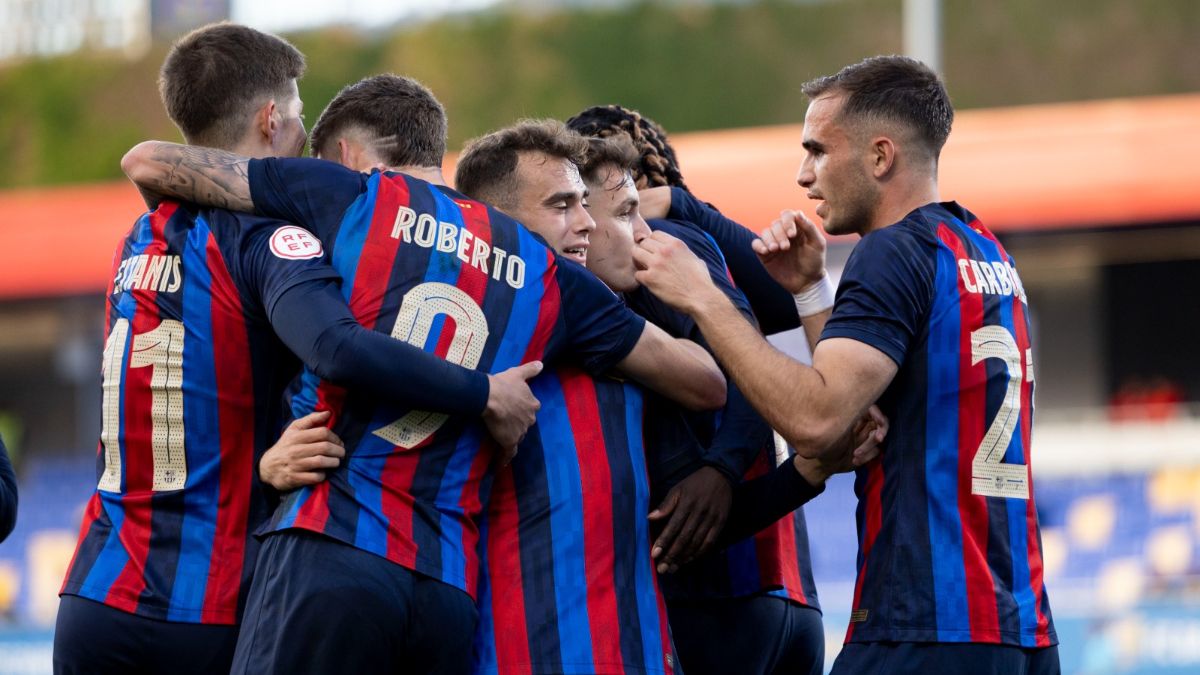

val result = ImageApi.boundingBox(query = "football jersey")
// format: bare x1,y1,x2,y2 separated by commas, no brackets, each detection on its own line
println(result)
630,219,820,610
247,158,646,598
473,367,675,675
62,201,338,624
821,201,1055,647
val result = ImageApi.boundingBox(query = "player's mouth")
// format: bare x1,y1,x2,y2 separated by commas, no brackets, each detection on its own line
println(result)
562,244,588,263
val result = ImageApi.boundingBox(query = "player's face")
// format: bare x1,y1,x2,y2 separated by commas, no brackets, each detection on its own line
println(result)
508,152,595,265
583,165,649,292
796,93,879,236
272,79,308,158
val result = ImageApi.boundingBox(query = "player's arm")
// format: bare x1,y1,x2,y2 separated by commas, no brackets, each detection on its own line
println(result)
268,277,542,454
653,186,823,337
613,325,726,411
634,230,899,459
556,258,726,412
0,435,16,543
122,141,255,213
122,144,363,239
652,412,887,573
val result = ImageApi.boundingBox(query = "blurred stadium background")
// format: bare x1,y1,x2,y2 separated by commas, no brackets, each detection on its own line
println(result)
1,0,1199,673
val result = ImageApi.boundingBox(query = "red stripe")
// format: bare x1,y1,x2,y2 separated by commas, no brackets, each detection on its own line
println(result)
939,223,1001,641
458,438,492,595
521,250,561,363
380,437,422,568
741,452,806,603
1007,263,1052,646
347,176,409,330
844,459,884,642
200,234,253,622
105,205,177,612
288,382,346,535
61,493,105,593
486,467,532,675
561,369,625,672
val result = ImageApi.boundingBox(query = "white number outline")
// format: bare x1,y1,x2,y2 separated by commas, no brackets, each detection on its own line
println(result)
372,282,489,449
99,318,188,492
969,325,1032,499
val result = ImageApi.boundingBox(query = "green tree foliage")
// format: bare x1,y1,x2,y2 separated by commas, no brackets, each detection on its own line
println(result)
0,0,1197,188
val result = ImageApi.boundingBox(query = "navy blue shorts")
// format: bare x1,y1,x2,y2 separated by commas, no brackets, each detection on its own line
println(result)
831,641,1061,675
53,594,239,675
668,595,824,675
230,529,477,675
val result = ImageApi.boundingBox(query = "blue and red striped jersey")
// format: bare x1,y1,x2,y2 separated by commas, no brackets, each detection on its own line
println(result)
821,201,1055,647
631,219,820,609
62,201,338,624
473,367,675,675
247,158,646,599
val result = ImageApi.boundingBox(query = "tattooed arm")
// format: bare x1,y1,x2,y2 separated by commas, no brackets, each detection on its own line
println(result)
122,141,254,213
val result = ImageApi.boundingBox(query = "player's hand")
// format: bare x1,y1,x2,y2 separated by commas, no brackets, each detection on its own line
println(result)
632,231,720,315
792,405,890,485
484,361,544,465
647,466,732,574
637,186,672,221
851,405,889,467
259,410,345,492
751,210,828,294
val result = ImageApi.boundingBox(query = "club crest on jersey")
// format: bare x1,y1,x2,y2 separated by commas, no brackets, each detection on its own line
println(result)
270,226,324,260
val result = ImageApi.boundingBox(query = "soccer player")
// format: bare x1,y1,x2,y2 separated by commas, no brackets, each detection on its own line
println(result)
567,105,804,337
633,56,1059,674
121,77,726,674
56,27,541,675
568,107,830,675
454,123,680,675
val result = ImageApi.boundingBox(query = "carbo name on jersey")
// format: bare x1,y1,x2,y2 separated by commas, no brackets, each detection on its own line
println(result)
113,254,182,294
390,206,527,290
957,258,1027,303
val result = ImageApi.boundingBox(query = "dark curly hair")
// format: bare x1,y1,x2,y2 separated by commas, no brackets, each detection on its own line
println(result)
566,105,690,193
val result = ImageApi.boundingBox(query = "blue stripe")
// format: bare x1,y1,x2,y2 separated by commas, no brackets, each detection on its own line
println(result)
925,227,970,641
536,376,595,667
347,430,393,558
82,214,155,597
472,515,499,671
434,426,481,588
491,230,549,371
287,176,383,414
166,217,221,619
331,175,382,294
726,538,763,596
623,385,665,670
988,246,1039,646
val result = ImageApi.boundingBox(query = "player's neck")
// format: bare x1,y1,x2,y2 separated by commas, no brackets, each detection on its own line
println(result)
385,165,447,186
864,174,939,235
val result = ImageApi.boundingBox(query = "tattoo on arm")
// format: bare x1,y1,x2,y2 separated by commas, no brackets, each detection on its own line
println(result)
145,144,255,213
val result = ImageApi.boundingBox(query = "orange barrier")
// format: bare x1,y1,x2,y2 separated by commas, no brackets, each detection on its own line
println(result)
2,94,1199,299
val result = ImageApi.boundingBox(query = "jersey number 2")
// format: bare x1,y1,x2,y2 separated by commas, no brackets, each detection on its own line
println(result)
99,318,187,492
372,282,489,449
969,325,1032,499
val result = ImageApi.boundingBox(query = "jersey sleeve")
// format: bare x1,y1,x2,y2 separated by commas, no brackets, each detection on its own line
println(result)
666,188,800,335
269,277,489,416
237,219,344,319
554,257,646,375
820,224,936,366
247,157,367,241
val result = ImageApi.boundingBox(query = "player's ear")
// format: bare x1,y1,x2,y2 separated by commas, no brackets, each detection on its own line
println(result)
256,99,278,144
871,136,896,178
337,138,357,171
